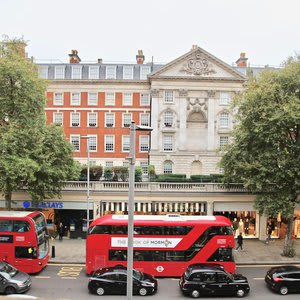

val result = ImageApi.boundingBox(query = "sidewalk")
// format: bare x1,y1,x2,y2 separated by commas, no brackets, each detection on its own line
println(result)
49,238,300,265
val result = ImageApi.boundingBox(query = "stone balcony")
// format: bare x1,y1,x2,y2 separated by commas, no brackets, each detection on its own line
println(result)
63,181,248,194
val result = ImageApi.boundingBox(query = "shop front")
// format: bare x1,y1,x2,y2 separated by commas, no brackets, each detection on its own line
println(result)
0,200,92,239
213,202,259,238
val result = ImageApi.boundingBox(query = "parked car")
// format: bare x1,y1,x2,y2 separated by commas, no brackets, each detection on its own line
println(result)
179,263,250,298
0,262,32,295
88,266,158,296
265,265,300,295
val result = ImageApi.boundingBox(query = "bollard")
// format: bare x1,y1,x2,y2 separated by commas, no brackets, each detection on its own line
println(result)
51,245,55,258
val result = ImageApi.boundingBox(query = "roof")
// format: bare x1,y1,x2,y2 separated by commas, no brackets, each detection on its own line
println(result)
90,214,231,227
0,211,36,218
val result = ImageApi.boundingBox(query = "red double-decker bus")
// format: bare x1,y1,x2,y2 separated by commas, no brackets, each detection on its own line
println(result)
86,214,235,277
0,211,50,274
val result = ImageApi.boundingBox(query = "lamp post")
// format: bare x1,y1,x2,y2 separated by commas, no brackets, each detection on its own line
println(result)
81,136,90,233
126,122,152,300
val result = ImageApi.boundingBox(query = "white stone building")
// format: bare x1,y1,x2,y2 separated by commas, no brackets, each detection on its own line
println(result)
148,46,246,176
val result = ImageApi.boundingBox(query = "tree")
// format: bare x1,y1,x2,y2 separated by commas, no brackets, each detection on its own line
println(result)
220,56,300,257
0,37,80,209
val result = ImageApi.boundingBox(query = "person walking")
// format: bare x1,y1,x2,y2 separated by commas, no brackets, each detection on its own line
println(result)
266,224,272,244
57,222,64,241
236,232,243,250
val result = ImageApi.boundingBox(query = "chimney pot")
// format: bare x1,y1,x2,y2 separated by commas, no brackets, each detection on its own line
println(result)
69,49,81,64
236,52,248,68
136,49,145,64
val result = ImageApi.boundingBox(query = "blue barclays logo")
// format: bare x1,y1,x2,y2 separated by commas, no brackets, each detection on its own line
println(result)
23,201,64,209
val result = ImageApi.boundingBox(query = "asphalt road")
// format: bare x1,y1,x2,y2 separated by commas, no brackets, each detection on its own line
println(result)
1,264,300,300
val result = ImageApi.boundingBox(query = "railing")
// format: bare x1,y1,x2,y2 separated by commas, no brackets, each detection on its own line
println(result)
63,181,248,193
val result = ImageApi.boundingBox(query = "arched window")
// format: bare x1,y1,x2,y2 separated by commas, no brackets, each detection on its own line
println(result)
163,161,173,174
164,111,173,127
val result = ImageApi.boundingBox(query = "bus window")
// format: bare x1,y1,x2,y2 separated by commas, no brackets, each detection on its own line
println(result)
0,220,13,232
15,246,37,259
13,221,30,232
208,247,233,262
109,250,126,261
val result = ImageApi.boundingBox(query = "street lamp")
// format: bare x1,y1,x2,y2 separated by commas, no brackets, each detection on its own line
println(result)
126,122,152,300
81,136,91,234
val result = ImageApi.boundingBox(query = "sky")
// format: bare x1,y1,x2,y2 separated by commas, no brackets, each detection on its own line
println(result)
1,0,300,67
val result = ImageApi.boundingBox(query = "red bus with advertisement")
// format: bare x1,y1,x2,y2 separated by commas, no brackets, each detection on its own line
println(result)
0,211,50,274
86,214,235,277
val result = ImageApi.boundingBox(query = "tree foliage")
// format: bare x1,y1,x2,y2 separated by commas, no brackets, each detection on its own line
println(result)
0,37,80,209
221,56,300,256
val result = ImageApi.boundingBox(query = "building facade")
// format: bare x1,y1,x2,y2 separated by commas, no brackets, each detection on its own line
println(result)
39,46,246,177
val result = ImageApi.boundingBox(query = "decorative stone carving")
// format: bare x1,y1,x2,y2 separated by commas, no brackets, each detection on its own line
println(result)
151,89,159,97
187,98,208,112
179,89,188,97
207,90,216,98
180,52,216,76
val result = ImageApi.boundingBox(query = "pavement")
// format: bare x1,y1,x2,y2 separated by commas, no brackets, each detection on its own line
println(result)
49,237,300,265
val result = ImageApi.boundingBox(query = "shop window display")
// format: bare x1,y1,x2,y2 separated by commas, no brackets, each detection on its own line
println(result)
214,211,257,238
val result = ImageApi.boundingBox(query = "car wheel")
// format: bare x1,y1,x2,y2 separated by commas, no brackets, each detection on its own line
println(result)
279,286,288,295
190,290,200,298
236,288,246,298
96,287,105,296
5,286,16,295
138,287,148,296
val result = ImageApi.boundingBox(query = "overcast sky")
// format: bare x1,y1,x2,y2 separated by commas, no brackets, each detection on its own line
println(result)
1,0,299,67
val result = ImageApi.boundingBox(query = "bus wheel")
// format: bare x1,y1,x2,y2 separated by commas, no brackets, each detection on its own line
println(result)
190,290,200,298
138,287,148,296
5,286,16,295
96,287,105,296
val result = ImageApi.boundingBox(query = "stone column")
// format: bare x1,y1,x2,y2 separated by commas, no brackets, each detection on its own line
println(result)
207,90,216,151
178,89,188,150
259,214,267,241
206,201,214,216
150,89,159,151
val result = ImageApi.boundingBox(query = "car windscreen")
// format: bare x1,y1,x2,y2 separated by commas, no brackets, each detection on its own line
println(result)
0,264,17,277
133,269,142,280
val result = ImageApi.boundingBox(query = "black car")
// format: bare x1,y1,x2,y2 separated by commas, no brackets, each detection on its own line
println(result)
265,265,300,295
0,262,31,295
88,266,158,296
179,264,250,298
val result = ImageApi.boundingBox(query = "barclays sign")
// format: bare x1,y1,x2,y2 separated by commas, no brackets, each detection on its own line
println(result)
23,201,64,209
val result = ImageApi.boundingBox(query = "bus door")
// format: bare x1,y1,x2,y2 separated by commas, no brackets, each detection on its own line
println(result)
14,246,37,273
94,254,107,271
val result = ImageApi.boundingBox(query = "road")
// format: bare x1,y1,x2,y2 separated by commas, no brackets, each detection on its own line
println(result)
2,264,300,300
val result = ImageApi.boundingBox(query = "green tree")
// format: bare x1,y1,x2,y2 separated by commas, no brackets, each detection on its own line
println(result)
221,56,300,257
0,37,80,209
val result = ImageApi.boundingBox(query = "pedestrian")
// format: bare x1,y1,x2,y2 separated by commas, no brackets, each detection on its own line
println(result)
57,222,64,241
236,232,243,250
266,224,272,244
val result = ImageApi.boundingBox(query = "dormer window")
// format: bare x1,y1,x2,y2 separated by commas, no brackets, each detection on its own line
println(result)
72,66,82,79
106,66,116,79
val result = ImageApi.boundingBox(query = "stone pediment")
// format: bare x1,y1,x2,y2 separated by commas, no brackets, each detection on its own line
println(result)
149,46,245,81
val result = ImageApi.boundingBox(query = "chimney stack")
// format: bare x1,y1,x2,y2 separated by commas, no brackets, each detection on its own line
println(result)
236,52,248,68
69,50,81,63
136,49,145,64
